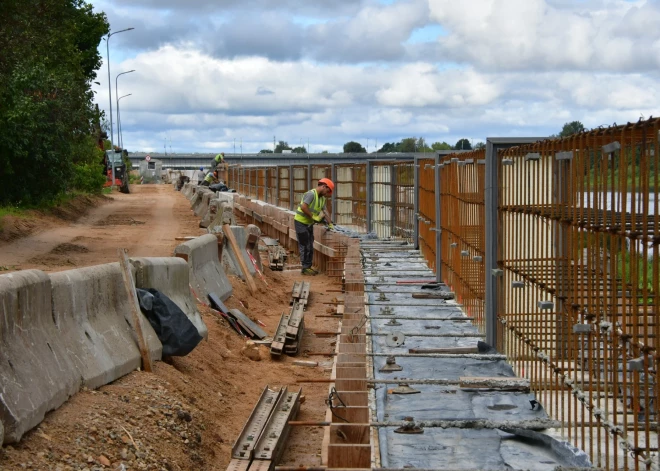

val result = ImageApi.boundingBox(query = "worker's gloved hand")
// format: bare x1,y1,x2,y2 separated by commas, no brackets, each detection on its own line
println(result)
327,223,335,230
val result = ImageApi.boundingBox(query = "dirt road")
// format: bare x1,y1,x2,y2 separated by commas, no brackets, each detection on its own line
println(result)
0,185,205,272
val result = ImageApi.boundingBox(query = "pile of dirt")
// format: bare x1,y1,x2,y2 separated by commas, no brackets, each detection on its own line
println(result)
94,215,146,227
0,268,342,471
50,243,90,255
0,194,107,243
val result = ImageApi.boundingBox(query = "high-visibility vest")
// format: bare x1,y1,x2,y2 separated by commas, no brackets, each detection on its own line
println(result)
294,189,325,225
204,171,215,183
214,154,224,163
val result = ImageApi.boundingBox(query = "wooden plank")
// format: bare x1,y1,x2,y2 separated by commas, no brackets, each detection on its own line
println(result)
327,444,371,468
117,248,153,372
329,424,370,444
338,343,366,353
334,379,367,391
335,367,366,379
334,407,369,424
331,392,368,407
340,334,366,344
224,223,258,295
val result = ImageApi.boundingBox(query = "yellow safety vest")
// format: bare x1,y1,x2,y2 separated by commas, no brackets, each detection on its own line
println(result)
294,189,325,225
204,172,215,183
215,154,224,163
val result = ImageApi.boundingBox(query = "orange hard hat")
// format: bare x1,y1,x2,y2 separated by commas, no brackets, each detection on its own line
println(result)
319,178,334,193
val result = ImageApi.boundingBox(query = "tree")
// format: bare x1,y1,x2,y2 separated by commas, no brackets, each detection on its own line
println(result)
377,142,400,153
454,139,472,150
292,146,306,153
321,150,329,154
558,121,586,138
0,0,110,205
399,138,417,152
431,141,452,151
474,142,486,150
274,141,292,153
343,141,366,153
259,149,273,153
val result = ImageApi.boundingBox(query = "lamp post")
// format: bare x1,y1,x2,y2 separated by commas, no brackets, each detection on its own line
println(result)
105,27,134,189
117,93,132,150
115,70,135,148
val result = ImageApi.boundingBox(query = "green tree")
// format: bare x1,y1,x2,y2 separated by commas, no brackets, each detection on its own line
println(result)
321,150,329,154
274,141,292,153
343,141,366,153
431,141,452,151
0,0,109,205
399,137,418,152
377,142,400,153
292,146,307,153
454,139,472,150
474,142,486,150
559,121,586,138
259,149,273,153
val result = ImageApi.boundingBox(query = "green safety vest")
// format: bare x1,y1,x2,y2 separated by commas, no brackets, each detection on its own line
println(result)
294,189,325,225
215,154,224,163
204,172,215,183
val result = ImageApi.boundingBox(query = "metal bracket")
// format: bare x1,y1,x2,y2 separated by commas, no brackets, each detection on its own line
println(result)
602,141,621,154
502,158,514,166
555,151,573,161
524,152,540,162
537,301,554,310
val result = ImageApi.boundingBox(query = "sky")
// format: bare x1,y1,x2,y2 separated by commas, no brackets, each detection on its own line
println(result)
91,0,660,154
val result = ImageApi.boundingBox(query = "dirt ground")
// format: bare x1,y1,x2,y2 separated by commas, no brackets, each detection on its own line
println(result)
0,184,341,470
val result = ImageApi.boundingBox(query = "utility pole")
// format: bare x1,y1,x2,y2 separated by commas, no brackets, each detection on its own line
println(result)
273,136,276,152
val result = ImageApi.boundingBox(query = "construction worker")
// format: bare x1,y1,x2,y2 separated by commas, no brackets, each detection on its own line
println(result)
196,167,205,185
211,152,225,169
294,178,335,275
201,169,219,187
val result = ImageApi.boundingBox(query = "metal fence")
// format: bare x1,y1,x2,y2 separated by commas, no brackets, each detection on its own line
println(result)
222,122,659,469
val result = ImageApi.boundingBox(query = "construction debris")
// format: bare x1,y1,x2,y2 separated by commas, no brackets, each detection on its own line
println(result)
209,293,268,339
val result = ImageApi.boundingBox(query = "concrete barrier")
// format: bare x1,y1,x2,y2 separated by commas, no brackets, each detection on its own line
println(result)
50,263,162,391
222,225,262,278
193,188,213,217
131,257,208,339
174,234,233,302
206,194,235,231
0,270,80,444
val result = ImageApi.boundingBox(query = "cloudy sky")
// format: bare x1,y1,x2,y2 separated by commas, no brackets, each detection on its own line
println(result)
92,0,659,153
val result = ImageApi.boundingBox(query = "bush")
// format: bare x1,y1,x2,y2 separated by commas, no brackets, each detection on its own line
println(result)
72,162,106,193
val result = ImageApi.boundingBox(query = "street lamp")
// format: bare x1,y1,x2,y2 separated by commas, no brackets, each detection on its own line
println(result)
117,93,132,150
105,27,134,188
115,69,135,148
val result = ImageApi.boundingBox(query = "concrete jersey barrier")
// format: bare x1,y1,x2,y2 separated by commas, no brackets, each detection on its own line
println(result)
50,263,163,390
174,234,233,302
131,257,208,339
0,270,80,444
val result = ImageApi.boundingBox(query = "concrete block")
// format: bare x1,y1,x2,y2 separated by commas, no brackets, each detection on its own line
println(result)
131,257,208,339
222,225,261,279
194,190,215,218
50,263,162,391
0,270,79,444
175,234,233,302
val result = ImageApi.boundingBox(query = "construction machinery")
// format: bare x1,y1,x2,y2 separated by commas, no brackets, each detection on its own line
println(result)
104,149,130,193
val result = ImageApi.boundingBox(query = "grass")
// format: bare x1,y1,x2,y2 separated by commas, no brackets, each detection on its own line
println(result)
616,249,657,298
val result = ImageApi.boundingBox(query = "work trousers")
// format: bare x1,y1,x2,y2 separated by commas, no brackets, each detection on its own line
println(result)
295,220,314,269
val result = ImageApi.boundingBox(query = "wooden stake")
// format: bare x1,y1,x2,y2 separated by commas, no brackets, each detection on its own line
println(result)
117,248,153,372
223,224,258,295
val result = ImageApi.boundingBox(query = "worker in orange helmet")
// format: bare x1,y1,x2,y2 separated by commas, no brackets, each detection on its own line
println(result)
294,178,334,275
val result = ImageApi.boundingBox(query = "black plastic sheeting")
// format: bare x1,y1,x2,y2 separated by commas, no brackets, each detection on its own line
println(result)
365,249,592,470
136,288,203,356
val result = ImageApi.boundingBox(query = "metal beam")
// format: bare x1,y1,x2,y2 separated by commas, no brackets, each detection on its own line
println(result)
484,137,544,348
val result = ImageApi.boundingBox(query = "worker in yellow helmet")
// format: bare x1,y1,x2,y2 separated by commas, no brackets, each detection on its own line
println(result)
294,178,335,275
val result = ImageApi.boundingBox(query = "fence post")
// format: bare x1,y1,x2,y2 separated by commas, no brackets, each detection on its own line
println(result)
366,161,373,233
289,164,294,211
434,153,442,282
307,163,312,191
413,157,420,249
390,164,396,238
276,166,281,207
331,163,337,220
485,137,542,348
